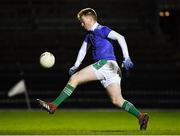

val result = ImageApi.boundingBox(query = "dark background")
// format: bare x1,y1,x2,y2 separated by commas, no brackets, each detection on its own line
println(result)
0,0,179,109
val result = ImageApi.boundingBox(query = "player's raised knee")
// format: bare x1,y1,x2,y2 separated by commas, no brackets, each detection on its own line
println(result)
69,72,80,85
111,97,125,107
111,97,121,107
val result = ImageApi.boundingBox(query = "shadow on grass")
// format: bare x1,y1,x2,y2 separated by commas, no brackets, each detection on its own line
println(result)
90,129,140,135
0,129,140,135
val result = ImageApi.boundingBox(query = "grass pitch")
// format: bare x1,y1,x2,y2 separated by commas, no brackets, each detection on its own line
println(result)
0,110,180,135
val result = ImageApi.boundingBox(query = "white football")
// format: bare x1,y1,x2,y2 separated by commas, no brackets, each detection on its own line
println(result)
40,52,55,68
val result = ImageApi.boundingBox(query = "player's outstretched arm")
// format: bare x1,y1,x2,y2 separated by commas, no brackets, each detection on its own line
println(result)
107,30,134,70
69,41,89,75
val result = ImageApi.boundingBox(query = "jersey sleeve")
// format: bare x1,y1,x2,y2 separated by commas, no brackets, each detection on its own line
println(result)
107,30,130,59
74,41,89,68
101,26,112,38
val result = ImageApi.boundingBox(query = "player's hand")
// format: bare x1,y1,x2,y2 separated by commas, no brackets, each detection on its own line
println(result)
122,58,134,71
69,66,78,76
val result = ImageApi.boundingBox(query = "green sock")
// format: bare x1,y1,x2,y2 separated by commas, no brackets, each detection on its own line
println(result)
122,100,140,118
52,84,75,106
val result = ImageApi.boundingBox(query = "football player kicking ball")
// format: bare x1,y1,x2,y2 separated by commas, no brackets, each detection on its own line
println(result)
37,8,149,130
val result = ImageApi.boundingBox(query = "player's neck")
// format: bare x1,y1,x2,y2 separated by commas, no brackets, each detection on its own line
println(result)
90,22,98,31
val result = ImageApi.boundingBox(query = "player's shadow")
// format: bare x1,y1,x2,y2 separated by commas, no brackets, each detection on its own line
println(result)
91,129,138,134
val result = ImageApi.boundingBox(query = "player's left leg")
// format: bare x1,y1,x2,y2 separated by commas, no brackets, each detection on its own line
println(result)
106,83,140,116
105,83,149,130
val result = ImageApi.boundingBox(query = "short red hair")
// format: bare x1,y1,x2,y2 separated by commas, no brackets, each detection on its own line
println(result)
77,8,97,21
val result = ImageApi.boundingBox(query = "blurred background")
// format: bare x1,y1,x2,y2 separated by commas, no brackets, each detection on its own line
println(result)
0,0,179,110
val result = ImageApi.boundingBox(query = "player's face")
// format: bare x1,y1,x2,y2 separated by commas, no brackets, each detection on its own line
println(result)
80,15,94,31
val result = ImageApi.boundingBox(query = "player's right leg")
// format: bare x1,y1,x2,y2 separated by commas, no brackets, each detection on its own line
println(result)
37,64,98,114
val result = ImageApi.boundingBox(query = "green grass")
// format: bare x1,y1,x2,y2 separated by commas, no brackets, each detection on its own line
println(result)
0,110,180,135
